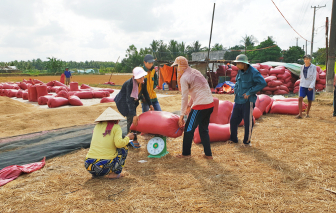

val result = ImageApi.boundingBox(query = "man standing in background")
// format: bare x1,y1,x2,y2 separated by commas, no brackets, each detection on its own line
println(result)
64,67,72,86
141,54,161,112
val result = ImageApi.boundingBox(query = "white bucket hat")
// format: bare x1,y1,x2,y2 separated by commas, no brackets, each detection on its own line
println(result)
95,107,125,122
133,67,147,79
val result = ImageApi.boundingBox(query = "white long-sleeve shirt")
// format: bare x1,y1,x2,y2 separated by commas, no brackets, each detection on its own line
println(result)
299,63,317,89
180,67,213,116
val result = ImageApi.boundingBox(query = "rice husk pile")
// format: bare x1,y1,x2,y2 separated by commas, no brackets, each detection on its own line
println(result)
0,92,336,212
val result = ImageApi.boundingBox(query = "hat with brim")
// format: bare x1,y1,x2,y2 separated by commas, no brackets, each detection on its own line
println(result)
133,67,147,79
232,54,250,65
95,107,125,122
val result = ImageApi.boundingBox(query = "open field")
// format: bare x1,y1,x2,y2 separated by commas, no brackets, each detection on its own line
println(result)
1,75,336,212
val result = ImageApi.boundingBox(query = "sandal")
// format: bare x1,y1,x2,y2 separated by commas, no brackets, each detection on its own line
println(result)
129,140,141,148
203,154,213,159
305,114,310,118
295,115,302,119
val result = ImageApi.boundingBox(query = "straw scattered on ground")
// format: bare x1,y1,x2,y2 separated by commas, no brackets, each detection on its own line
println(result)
0,82,336,212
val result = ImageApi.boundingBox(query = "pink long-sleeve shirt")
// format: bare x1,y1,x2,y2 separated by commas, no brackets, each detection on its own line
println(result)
180,67,214,116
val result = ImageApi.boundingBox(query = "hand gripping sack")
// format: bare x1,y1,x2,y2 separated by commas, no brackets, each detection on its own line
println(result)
130,111,183,138
100,97,115,103
68,96,83,106
194,123,230,144
47,97,69,108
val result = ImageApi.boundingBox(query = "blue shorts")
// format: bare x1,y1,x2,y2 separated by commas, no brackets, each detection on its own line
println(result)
299,86,315,101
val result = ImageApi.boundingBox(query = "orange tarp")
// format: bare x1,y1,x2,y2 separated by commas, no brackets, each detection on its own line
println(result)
160,65,176,85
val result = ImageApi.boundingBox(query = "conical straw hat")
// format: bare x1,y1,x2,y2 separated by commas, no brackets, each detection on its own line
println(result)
95,107,125,122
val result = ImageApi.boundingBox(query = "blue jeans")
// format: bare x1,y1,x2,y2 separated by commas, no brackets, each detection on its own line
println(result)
141,101,161,113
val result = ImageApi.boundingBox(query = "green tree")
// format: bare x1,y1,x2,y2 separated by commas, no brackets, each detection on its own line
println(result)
45,57,65,74
283,46,305,63
253,36,281,62
312,48,327,65
241,35,258,53
211,43,224,51
224,45,244,60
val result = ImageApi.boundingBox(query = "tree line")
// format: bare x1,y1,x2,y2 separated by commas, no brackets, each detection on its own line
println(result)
0,36,328,74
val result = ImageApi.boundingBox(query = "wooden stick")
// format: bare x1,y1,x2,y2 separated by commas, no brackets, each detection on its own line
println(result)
321,187,336,194
108,56,120,83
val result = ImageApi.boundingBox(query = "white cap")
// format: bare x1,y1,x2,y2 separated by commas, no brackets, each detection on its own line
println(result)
133,67,147,79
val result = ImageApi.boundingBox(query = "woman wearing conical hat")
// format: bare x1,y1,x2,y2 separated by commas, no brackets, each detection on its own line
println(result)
84,107,135,179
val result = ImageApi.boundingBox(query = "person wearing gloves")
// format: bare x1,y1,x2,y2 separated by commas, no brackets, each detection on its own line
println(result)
296,55,317,119
230,54,267,147
173,56,214,159
114,67,154,137
85,107,135,179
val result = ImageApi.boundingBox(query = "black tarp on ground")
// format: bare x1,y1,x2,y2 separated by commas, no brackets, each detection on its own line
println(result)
0,120,127,170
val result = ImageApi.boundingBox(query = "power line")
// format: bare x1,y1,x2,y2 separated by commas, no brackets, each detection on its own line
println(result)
271,0,311,42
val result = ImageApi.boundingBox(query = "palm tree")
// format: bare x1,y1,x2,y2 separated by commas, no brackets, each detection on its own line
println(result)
240,35,258,53
168,40,179,59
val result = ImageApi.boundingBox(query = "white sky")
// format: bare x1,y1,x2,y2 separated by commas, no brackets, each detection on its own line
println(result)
0,0,332,62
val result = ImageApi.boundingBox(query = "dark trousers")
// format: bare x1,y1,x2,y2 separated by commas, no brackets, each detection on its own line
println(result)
183,107,213,156
127,116,133,133
230,102,255,144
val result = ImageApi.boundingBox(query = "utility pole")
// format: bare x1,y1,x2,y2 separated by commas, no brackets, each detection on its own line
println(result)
306,40,307,55
296,37,298,46
327,0,335,94
311,5,326,55
326,17,329,71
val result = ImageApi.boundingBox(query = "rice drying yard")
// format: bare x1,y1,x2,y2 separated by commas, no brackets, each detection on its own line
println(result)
0,75,336,212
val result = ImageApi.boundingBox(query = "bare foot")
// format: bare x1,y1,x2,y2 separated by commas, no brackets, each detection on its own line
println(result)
105,172,125,179
176,154,191,158
295,114,302,119
203,154,213,160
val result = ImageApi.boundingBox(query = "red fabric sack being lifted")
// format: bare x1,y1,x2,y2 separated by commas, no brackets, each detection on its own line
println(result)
270,101,307,115
257,94,272,114
209,97,219,124
60,74,65,84
48,97,69,108
38,95,55,105
68,96,83,106
194,123,230,144
81,84,92,89
36,84,48,99
70,82,79,91
100,97,115,103
264,76,277,83
0,157,45,187
268,80,283,87
269,68,285,75
130,111,183,138
74,91,94,99
231,65,238,71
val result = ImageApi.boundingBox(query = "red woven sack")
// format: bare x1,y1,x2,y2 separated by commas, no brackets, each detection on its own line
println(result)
7,90,18,97
194,123,230,144
80,84,92,89
53,80,66,87
16,90,23,98
264,76,277,83
100,97,115,103
47,97,69,108
93,91,108,98
273,89,289,95
74,91,93,99
68,96,83,106
46,81,54,87
70,82,79,91
36,84,48,99
257,94,272,114
319,72,326,79
270,101,306,115
269,68,285,75
56,90,69,98
28,85,38,102
268,80,282,87
130,111,183,138
253,107,262,120
22,91,28,100
259,69,269,75
38,95,55,105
